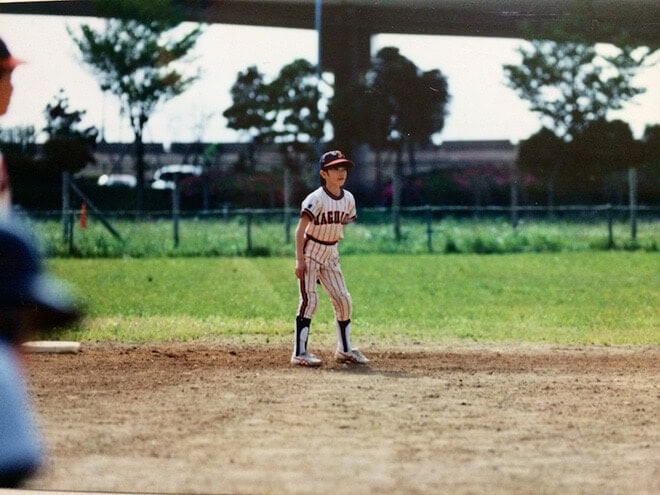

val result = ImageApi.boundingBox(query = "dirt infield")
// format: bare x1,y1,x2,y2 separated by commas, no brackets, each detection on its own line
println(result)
21,342,659,494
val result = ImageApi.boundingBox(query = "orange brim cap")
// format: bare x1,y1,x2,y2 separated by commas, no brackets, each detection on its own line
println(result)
0,38,25,70
0,55,25,70
321,157,354,169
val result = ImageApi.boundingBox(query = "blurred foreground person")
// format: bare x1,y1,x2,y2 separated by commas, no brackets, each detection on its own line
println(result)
0,36,21,217
0,223,82,487
1,37,81,488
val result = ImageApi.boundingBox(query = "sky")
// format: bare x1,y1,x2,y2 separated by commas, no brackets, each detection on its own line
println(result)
0,13,658,146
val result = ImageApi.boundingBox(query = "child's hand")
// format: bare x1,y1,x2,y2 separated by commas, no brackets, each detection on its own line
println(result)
295,259,306,280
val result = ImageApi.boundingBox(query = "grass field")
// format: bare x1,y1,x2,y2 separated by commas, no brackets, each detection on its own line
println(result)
48,252,659,346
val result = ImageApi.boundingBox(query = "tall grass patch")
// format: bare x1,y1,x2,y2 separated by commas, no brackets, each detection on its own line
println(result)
31,216,658,258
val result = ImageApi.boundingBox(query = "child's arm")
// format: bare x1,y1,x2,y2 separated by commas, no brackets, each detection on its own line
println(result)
294,215,311,280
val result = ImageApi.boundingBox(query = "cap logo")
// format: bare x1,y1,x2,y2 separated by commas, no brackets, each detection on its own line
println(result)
320,150,353,169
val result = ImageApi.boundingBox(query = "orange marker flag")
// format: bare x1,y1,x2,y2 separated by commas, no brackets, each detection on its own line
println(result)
79,202,87,229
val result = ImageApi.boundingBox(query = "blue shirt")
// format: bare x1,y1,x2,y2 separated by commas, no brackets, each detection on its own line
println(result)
0,340,43,486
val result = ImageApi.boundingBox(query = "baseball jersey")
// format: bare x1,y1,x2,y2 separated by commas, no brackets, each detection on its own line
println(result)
301,186,356,244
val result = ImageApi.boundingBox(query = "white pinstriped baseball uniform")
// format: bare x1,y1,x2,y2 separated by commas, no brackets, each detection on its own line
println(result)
296,185,356,322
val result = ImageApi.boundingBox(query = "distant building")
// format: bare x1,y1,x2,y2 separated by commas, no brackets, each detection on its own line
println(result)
84,139,518,188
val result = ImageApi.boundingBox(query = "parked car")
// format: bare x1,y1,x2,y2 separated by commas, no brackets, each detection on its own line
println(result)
150,164,202,190
97,173,137,188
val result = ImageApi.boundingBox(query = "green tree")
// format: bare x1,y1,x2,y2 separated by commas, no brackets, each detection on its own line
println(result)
224,59,324,159
0,125,39,209
43,89,98,174
503,1,655,143
223,59,325,241
506,1,656,210
517,128,567,210
266,59,324,146
223,65,273,153
330,47,449,240
641,125,660,166
572,119,642,204
572,119,638,173
504,41,650,142
68,0,203,213
639,125,660,205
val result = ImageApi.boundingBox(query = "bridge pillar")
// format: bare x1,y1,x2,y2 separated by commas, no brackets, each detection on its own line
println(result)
320,8,372,168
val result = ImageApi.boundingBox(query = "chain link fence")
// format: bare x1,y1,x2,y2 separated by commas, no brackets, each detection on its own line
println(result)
18,203,659,257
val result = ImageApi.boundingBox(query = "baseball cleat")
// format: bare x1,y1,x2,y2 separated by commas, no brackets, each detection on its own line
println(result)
335,348,369,365
290,352,322,367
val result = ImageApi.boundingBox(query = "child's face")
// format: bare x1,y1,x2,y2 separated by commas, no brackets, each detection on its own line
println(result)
321,165,349,189
0,70,13,116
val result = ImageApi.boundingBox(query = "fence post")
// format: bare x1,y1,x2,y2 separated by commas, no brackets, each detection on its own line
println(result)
61,171,71,243
628,167,637,242
246,209,253,254
67,207,75,255
68,180,122,242
510,172,519,230
172,177,181,248
606,203,614,249
425,205,433,253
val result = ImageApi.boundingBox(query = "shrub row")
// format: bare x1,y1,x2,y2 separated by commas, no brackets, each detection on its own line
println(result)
28,216,658,258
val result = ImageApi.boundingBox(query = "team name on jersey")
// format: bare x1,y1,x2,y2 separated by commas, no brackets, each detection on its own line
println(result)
314,210,350,225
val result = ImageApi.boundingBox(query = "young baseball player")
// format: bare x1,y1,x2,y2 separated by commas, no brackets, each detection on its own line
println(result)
291,150,369,367
0,37,81,488
0,37,21,218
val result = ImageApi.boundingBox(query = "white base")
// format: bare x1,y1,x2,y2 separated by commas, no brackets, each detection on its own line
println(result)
22,341,81,354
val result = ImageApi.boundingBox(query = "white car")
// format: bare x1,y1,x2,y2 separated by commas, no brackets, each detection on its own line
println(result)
150,164,203,190
97,173,137,188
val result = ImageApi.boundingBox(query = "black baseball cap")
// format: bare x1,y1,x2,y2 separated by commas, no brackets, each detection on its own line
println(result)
0,223,80,328
0,38,25,71
319,150,354,170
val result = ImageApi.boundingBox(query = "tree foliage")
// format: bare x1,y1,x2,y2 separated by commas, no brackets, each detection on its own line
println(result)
329,47,449,239
571,119,639,174
504,41,650,141
641,125,660,165
507,1,656,206
330,47,449,154
369,47,449,150
69,11,201,141
43,89,99,173
503,1,655,142
518,128,566,180
224,59,324,147
68,0,203,211
267,59,324,145
223,58,324,218
223,66,273,143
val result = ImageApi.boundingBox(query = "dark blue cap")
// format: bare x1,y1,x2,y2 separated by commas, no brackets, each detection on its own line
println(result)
319,150,354,170
0,222,80,327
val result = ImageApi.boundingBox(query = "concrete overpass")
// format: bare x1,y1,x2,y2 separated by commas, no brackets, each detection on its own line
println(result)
2,1,658,85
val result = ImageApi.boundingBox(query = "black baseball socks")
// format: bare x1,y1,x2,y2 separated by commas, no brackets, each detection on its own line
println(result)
336,319,351,352
294,316,311,356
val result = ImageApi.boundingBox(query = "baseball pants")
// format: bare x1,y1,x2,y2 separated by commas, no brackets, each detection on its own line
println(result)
297,241,352,322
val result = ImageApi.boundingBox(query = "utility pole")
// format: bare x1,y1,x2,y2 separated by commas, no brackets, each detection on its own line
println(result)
315,0,323,162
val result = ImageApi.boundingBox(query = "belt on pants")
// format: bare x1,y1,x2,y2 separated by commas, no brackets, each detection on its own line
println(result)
305,234,338,246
